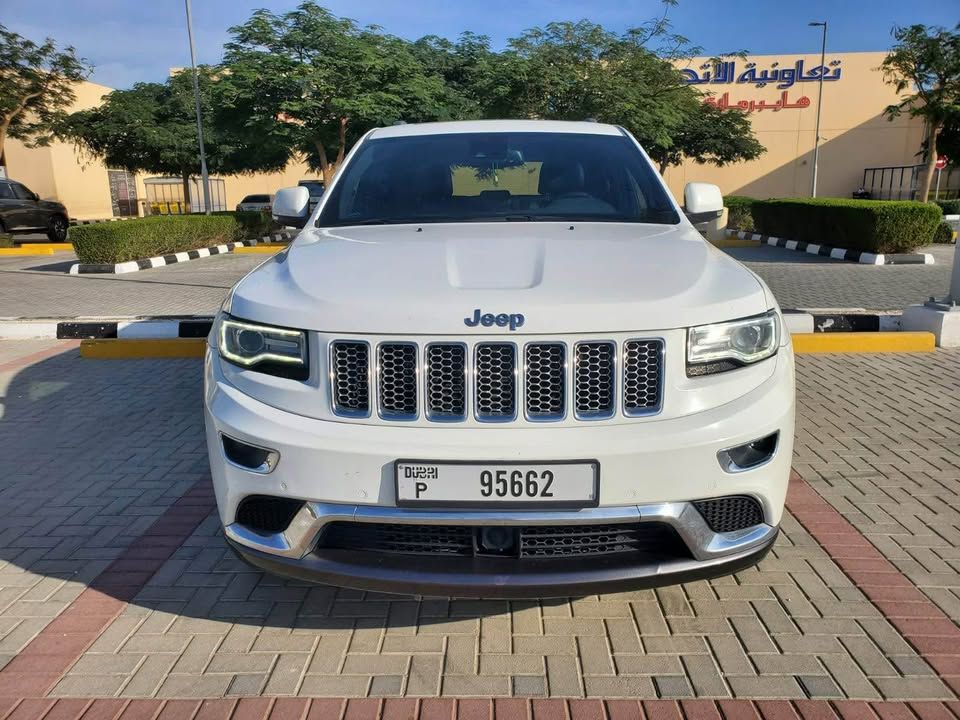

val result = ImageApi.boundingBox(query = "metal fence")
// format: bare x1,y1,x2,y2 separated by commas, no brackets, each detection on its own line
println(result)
143,177,227,214
861,164,960,201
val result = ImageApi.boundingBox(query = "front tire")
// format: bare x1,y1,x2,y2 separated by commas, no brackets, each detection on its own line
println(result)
47,215,68,242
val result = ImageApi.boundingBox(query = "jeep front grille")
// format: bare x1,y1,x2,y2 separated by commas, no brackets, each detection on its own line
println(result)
329,337,664,423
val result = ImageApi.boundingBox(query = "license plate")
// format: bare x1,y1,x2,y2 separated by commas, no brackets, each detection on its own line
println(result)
395,460,599,508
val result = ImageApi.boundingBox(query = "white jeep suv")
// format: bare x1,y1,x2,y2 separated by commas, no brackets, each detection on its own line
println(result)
204,120,794,597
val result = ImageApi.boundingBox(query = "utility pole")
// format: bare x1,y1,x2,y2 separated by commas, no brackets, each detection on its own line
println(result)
809,21,827,198
185,0,211,214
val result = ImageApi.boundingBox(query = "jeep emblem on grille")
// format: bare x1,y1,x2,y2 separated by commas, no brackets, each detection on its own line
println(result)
464,309,525,331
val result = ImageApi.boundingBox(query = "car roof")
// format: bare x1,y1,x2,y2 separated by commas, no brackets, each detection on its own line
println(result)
369,119,625,140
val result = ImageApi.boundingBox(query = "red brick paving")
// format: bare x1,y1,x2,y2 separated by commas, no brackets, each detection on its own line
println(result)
0,481,216,699
786,471,960,699
2,700,960,720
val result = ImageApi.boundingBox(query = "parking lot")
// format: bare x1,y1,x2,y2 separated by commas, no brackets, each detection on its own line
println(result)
1,341,959,712
0,242,956,319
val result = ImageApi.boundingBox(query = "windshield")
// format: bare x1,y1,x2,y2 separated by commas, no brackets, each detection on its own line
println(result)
318,131,680,227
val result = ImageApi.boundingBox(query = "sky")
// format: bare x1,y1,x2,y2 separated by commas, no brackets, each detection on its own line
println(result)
4,0,957,90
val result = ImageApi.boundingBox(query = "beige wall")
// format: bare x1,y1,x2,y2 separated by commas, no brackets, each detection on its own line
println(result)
664,52,927,201
2,80,318,220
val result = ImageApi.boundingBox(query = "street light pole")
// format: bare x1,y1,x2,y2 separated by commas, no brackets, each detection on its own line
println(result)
184,0,211,214
809,21,827,198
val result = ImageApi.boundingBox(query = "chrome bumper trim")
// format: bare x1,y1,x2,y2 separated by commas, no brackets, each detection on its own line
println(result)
224,500,776,564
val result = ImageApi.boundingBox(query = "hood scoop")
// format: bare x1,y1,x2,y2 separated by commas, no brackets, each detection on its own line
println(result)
445,235,546,289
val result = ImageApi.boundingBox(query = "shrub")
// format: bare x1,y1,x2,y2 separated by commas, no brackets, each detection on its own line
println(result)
0,233,14,248
751,198,942,253
724,195,756,232
935,199,960,215
934,221,957,244
72,214,243,264
216,210,280,238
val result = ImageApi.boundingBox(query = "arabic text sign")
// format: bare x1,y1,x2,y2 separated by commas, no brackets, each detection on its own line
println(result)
704,91,811,113
682,58,843,89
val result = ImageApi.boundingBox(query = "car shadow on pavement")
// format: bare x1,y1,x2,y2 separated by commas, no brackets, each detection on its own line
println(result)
722,246,846,264
0,344,573,632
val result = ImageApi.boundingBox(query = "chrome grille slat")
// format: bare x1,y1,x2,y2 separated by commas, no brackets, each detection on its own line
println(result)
330,341,370,416
574,342,616,419
524,343,566,421
377,343,418,419
623,339,664,416
426,343,467,421
475,343,517,421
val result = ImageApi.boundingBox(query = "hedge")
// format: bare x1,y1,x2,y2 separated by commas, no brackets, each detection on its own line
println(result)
215,210,281,238
751,198,942,254
71,214,244,264
0,233,13,249
935,199,960,215
724,195,757,232
934,221,957,244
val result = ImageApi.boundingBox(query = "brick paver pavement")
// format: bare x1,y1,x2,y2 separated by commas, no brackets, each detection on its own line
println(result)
0,244,955,319
1,343,959,704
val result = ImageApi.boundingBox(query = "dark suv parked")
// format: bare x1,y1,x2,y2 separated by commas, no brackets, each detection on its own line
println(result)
0,179,70,241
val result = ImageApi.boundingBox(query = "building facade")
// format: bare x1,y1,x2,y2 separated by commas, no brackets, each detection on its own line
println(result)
663,51,929,201
0,52,937,219
0,80,316,221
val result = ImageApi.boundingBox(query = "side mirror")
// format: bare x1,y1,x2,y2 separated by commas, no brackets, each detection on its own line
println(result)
683,182,723,224
31,191,40,202
272,186,311,228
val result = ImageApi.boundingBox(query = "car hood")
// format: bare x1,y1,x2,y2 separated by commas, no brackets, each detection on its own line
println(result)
229,222,768,334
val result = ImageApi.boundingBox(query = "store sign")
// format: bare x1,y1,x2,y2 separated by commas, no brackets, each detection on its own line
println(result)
705,90,811,113
681,58,843,89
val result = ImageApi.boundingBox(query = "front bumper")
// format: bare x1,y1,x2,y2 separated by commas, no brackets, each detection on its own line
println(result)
224,500,778,598
205,346,793,596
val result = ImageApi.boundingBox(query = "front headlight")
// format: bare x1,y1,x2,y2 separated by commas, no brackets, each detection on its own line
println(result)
687,310,780,376
217,314,308,380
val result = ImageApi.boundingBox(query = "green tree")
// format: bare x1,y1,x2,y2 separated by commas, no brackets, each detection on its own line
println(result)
220,2,448,183
59,70,282,208
647,102,765,174
881,24,960,202
0,24,90,163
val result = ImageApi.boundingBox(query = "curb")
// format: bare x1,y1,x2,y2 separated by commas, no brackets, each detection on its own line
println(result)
67,232,293,274
0,318,214,340
725,229,934,265
75,332,936,358
0,312,913,342
69,217,137,226
791,331,934,353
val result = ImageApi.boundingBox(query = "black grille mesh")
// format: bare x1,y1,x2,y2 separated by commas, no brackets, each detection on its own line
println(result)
235,496,304,534
426,344,466,420
525,343,566,419
331,341,369,415
475,344,517,419
574,342,615,418
623,339,663,415
319,521,689,560
378,343,418,417
693,496,764,533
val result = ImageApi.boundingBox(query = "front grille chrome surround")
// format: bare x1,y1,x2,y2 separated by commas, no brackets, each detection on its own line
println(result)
377,343,418,420
425,343,468,422
623,339,665,417
524,343,566,422
474,343,518,422
327,337,664,424
330,341,371,418
574,341,617,420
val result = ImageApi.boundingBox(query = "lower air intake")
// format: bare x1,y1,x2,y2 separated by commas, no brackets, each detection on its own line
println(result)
235,496,304,534
693,496,764,533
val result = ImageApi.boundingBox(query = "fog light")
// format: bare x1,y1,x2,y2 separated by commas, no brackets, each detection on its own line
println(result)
718,432,778,472
221,434,279,473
